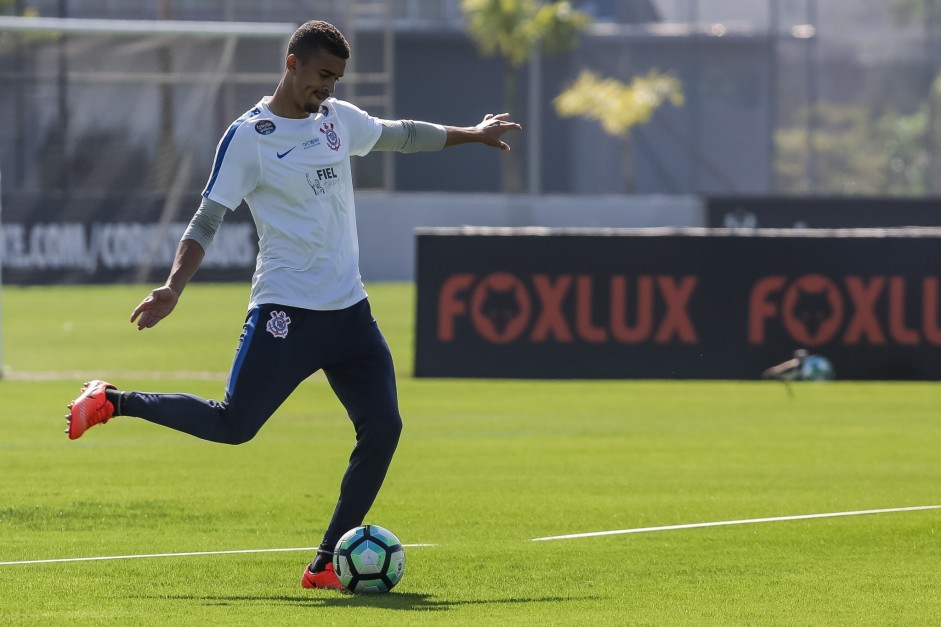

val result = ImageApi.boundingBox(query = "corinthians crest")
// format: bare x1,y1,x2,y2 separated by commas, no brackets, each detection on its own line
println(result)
266,310,291,339
320,122,341,151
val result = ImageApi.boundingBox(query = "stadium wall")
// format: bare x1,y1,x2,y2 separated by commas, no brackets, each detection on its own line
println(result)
0,192,703,285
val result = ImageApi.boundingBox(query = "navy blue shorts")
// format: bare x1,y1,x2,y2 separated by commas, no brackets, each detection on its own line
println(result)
123,297,402,547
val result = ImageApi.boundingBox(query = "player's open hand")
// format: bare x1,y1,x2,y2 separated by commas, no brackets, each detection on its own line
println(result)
476,113,522,151
130,286,179,330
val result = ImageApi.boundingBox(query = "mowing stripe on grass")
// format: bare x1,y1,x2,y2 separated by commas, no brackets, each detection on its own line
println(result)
6,370,229,381
0,544,436,566
531,504,941,542
6,369,398,382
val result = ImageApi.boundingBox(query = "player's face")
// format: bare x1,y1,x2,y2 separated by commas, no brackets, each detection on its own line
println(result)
290,50,346,114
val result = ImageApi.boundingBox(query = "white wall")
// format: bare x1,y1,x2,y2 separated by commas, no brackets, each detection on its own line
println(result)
356,193,705,281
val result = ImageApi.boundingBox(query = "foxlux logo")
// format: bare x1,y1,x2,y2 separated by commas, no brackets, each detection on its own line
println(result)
437,272,698,345
749,274,941,346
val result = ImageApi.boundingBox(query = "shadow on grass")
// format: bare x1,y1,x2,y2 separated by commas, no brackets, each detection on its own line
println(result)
155,592,593,611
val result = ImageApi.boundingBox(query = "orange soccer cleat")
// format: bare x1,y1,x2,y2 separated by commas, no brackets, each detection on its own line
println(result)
65,380,116,440
301,562,345,590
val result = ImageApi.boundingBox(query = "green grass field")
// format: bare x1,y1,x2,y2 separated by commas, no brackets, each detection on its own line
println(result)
2,283,941,625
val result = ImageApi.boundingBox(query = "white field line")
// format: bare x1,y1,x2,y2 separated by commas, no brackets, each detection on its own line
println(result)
6,505,936,565
0,544,436,566
531,504,941,542
3,506,937,564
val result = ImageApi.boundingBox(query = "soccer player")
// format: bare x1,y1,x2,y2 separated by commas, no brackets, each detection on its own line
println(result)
64,19,520,590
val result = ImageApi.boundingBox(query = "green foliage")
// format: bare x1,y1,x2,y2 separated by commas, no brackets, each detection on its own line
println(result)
774,40,941,196
554,69,685,137
777,104,887,195
460,0,591,193
775,96,941,195
0,1,38,16
554,69,684,191
461,0,591,68
888,0,941,24
0,3,44,51
2,284,941,623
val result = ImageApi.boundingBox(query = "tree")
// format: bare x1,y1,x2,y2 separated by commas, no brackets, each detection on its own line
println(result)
0,0,38,16
887,0,941,192
553,69,684,192
889,0,941,23
775,96,941,195
461,0,591,193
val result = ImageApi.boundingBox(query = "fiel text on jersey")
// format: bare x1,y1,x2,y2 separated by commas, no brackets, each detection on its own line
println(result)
306,167,338,196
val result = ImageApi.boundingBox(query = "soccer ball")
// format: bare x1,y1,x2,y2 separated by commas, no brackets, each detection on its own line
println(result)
800,354,835,381
333,525,405,593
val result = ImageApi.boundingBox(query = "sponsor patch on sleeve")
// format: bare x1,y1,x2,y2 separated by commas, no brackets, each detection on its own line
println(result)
255,119,276,135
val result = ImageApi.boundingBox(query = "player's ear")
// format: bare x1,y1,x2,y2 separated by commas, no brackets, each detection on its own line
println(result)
286,53,298,74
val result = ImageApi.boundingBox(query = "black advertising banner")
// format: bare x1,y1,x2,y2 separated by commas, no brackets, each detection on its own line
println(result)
1,194,256,285
414,227,941,380
707,196,941,229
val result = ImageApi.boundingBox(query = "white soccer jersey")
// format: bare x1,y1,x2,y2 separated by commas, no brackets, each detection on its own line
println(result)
202,97,383,311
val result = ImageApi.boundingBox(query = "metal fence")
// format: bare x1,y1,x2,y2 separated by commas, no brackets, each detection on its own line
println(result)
2,0,941,199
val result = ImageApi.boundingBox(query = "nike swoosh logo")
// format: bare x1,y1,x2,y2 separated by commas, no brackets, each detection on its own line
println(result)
277,146,296,159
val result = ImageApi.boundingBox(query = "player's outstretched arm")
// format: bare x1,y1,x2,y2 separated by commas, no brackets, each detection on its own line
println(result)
373,113,521,154
130,238,206,330
444,113,522,151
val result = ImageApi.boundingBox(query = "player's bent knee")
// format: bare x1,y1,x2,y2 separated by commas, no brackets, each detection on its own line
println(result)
382,413,403,442
360,412,402,448
224,423,263,445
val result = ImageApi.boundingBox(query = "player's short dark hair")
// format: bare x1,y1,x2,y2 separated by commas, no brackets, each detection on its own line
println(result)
288,20,351,61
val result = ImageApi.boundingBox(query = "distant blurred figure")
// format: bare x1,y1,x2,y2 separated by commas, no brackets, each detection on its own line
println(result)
762,349,835,382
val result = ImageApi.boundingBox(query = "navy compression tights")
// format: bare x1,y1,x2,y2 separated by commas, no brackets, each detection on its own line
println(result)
121,299,402,550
